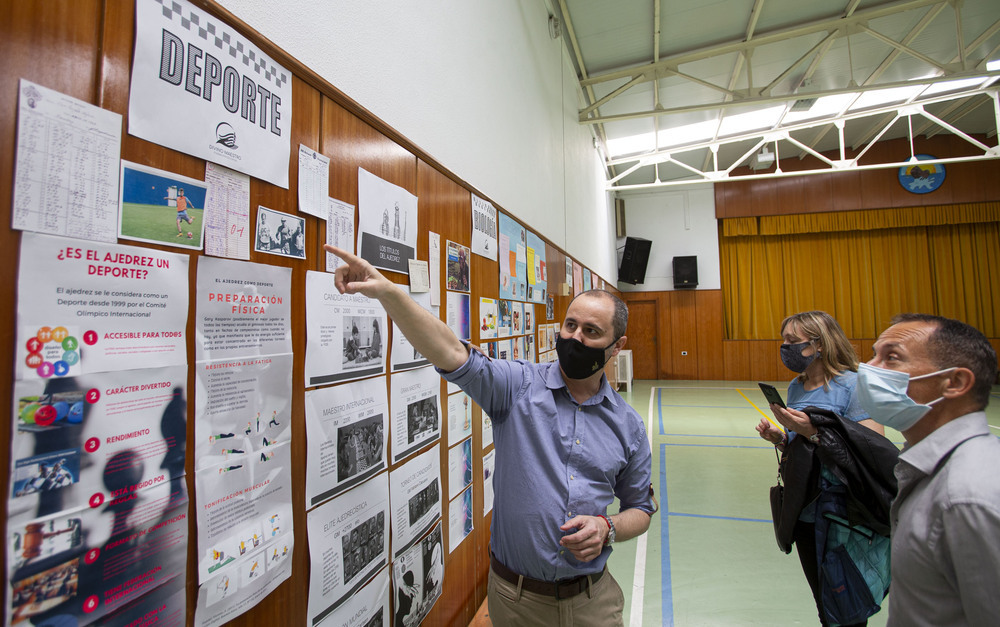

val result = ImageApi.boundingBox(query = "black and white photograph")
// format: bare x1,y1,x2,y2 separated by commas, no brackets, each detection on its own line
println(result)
407,478,440,526
255,206,306,259
341,511,386,583
337,415,385,483
343,316,385,369
406,398,439,446
391,523,443,627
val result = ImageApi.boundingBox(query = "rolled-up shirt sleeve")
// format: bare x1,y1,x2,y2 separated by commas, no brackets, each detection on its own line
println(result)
435,344,527,423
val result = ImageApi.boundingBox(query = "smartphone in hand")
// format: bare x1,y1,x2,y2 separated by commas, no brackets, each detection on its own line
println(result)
758,382,786,408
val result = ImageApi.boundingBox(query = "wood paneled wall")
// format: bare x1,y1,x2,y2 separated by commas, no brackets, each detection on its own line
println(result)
715,134,1000,218
0,1,617,625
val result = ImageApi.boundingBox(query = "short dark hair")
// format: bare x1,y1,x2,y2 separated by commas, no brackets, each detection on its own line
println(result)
891,313,997,409
572,289,628,339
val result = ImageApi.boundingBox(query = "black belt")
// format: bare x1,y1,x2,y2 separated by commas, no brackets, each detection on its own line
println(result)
490,553,604,600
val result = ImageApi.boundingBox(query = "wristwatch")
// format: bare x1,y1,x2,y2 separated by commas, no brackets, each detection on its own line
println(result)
600,514,616,545
808,431,820,444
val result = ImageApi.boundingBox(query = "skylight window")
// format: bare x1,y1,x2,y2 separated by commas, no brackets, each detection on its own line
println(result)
848,85,924,110
782,93,857,124
717,105,786,136
606,133,655,158
920,76,991,96
657,119,718,149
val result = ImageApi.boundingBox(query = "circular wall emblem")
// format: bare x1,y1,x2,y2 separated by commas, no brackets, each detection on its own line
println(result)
898,154,945,194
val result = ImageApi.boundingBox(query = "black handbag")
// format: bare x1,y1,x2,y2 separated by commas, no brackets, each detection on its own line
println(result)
769,446,794,554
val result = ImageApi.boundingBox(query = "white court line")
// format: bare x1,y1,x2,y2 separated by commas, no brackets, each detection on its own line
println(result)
629,387,657,626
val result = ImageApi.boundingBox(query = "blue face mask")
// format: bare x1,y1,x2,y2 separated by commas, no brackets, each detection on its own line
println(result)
856,363,954,432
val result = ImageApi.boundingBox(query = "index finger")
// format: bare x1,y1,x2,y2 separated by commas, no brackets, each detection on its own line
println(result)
323,244,359,263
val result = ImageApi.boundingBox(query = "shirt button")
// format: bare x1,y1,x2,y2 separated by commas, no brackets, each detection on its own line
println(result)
567,511,573,517
575,439,581,445
570,475,575,480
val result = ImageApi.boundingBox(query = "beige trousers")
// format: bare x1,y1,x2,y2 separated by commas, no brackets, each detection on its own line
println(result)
486,565,625,627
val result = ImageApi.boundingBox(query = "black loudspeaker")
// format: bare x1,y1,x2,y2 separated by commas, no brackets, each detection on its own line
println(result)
619,237,651,285
673,256,698,288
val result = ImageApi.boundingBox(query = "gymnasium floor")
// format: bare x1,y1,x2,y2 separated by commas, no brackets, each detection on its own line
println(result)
606,380,1000,627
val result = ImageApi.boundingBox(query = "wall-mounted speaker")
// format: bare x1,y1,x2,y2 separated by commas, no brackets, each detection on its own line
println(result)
619,237,651,285
673,256,698,289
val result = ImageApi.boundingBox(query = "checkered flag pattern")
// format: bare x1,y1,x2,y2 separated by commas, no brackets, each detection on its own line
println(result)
154,0,288,89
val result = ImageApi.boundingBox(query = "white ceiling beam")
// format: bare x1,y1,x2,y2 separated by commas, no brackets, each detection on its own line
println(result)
857,24,948,71
580,0,944,88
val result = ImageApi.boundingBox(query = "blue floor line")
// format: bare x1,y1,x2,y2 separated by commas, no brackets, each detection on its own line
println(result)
659,444,673,626
668,511,772,524
663,433,760,439
663,442,774,449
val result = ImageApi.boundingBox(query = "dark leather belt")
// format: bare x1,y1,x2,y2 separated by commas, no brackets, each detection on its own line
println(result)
490,553,604,600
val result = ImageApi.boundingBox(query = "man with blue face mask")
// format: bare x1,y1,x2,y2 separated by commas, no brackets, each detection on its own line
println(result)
860,313,1000,626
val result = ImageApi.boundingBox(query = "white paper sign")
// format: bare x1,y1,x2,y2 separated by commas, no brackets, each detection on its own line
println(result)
311,567,389,627
129,0,292,188
298,145,330,218
447,438,473,500
447,392,473,447
389,445,441,558
390,366,442,464
12,79,122,243
305,271,388,387
16,233,189,379
204,162,251,260
304,378,388,508
306,473,390,624
392,522,443,627
357,168,417,274
471,194,498,261
483,450,495,515
326,197,355,273
390,289,435,373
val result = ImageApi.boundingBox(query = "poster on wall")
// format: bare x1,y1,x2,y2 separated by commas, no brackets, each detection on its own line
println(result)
583,268,592,292
254,206,305,259
565,257,573,294
526,231,547,303
129,0,292,188
305,473,389,624
445,240,471,292
12,79,122,243
573,262,583,297
470,194,497,261
15,233,189,380
298,145,330,218
311,567,389,627
304,378,388,508
357,168,418,274
445,292,471,341
483,450,495,515
447,438,473,500
448,485,474,553
391,289,435,373
193,442,294,627
305,271,388,387
389,445,442,558
447,392,473,447
6,480,188,627
478,298,498,340
498,214,527,301
390,366,441,464
391,522,443,627
119,160,207,250
326,198,355,273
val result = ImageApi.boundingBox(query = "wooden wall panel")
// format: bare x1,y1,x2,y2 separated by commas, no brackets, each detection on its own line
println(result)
695,291,724,380
626,299,659,380
722,340,751,381
667,290,699,379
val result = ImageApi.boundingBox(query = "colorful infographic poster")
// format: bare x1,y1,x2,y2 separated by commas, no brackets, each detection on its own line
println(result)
16,233,189,379
448,486,474,554
445,240,471,292
526,231,547,303
357,168,417,274
446,292,471,341
447,438,473,500
478,298,498,340
498,214,526,301
306,473,389,624
304,378,388,508
305,271,388,387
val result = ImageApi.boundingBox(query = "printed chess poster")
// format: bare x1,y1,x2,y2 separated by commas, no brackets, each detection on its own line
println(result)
357,168,417,274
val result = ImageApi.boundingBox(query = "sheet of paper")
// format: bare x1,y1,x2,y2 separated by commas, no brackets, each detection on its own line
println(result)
445,240,471,292
304,379,388,508
390,366,442,464
482,410,494,450
389,445,441,558
429,232,441,307
15,233,189,379
392,522,443,627
391,289,435,373
298,145,330,218
309,567,389,627
446,292,471,341
471,194,498,261
478,298,498,340
407,260,430,293
305,271,388,387
447,438,473,500
483,450,495,516
447,392,473,448
12,79,122,243
448,485,474,553
204,162,251,260
306,473,389,623
357,168,417,274
326,197,356,273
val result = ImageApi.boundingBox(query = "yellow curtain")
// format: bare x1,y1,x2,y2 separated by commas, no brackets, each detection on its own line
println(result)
721,208,1000,340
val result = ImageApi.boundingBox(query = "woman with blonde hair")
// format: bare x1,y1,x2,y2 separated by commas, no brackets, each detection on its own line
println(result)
756,311,895,626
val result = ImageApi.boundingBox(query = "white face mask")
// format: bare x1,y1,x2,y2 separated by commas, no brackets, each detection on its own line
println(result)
856,363,955,432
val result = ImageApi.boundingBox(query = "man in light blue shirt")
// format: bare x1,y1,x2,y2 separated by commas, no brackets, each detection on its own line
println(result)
325,245,655,627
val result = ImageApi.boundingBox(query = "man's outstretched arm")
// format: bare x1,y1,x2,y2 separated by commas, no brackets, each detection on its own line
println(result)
324,245,468,372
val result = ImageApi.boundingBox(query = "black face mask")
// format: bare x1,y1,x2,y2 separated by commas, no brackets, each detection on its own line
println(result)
780,340,817,373
555,335,617,379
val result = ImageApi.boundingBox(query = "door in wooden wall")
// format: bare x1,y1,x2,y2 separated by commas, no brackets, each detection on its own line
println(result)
627,299,658,379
